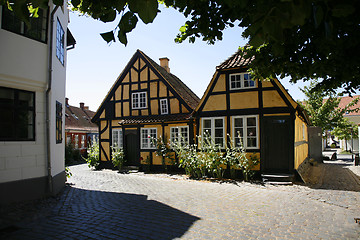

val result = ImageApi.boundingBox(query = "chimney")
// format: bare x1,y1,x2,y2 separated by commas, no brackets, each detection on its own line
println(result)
80,102,85,110
159,57,170,73
65,98,69,106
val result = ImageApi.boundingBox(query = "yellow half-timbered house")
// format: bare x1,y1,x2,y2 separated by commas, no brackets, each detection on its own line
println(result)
92,50,200,169
194,50,310,174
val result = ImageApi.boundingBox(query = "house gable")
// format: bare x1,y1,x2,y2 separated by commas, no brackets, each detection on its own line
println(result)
92,50,199,123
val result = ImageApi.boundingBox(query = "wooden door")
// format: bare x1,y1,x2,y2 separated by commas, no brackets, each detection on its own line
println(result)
263,116,293,173
125,130,140,166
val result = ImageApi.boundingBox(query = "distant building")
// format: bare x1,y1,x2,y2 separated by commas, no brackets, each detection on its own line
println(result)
0,3,75,204
65,98,98,155
337,95,360,152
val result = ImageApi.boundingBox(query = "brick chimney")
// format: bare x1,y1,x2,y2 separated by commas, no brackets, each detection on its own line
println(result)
159,57,170,73
80,102,85,110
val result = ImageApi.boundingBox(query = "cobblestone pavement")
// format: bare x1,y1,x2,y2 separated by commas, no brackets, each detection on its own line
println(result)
1,159,360,240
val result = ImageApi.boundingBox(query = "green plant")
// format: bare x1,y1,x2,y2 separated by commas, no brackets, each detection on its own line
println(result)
84,137,100,170
153,136,174,172
65,166,72,179
111,146,125,171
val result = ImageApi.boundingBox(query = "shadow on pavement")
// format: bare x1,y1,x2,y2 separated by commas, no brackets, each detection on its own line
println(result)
308,160,360,193
3,187,201,239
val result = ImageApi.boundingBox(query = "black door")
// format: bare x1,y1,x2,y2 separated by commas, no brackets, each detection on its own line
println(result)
125,130,140,166
263,116,293,173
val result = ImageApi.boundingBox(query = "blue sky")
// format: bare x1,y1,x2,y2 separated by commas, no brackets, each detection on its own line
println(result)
66,6,309,111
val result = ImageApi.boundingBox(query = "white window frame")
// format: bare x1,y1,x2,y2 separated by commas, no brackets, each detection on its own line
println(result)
232,115,259,149
170,126,189,146
201,117,225,148
56,18,65,65
112,129,123,148
160,98,168,115
132,91,147,109
141,128,157,149
229,72,255,90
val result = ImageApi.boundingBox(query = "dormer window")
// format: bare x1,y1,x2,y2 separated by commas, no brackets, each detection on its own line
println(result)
132,91,147,109
229,73,255,90
160,99,168,115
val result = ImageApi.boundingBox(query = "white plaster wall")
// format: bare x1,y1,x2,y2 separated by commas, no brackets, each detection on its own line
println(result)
49,5,69,177
0,4,69,183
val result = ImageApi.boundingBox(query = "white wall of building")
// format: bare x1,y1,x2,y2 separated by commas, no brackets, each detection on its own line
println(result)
0,3,70,199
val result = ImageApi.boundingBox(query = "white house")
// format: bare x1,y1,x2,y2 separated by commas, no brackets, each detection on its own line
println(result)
0,2,75,204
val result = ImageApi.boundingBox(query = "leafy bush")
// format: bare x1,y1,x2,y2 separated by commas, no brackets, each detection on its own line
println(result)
171,133,259,181
153,136,174,172
111,146,125,171
84,138,100,170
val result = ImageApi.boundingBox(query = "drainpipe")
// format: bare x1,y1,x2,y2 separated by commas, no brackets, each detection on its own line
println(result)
46,5,59,196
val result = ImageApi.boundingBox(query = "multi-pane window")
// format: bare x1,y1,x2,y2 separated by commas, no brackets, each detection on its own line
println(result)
0,87,35,141
170,126,189,146
229,73,255,90
81,135,85,148
74,135,79,148
141,128,157,149
233,115,258,149
160,99,168,115
132,92,147,109
112,129,123,148
56,18,65,65
1,6,48,43
56,101,62,144
202,117,225,147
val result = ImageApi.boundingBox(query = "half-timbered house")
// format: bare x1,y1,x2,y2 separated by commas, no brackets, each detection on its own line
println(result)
194,50,310,176
92,50,200,169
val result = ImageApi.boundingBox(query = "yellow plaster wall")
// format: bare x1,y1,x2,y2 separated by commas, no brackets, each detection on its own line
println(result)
123,85,129,99
294,115,309,169
122,73,129,83
273,79,297,109
141,83,147,89
151,100,158,115
115,103,122,118
132,110,139,116
100,112,105,119
115,86,122,100
101,121,109,139
213,74,226,92
159,81,167,97
170,98,179,114
246,152,260,170
140,68,147,82
123,102,130,116
262,90,288,108
150,82,157,98
152,152,163,165
131,68,138,82
261,80,273,88
150,68,158,80
230,92,259,109
182,105,188,113
140,152,150,164
141,109,149,115
203,94,227,111
140,58,146,69
131,83,138,91
101,142,110,162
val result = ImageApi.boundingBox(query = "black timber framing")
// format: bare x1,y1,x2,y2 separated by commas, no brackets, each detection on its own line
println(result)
92,50,194,123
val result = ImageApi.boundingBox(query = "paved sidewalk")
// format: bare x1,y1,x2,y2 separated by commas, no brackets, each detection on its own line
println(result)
1,161,360,239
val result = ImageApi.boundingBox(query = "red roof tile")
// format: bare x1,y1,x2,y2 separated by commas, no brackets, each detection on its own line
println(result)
216,49,254,70
65,104,98,132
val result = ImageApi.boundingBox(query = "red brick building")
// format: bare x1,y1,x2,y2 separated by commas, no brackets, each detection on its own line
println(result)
65,98,98,154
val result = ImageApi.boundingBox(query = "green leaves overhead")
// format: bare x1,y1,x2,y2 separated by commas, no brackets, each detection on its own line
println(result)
118,11,138,45
128,0,158,24
100,31,116,44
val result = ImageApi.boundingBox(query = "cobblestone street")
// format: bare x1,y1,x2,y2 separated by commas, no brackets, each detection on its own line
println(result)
1,159,360,239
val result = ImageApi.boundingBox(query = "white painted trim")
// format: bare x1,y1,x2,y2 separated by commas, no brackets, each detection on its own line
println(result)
201,117,226,148
229,72,256,90
232,115,259,149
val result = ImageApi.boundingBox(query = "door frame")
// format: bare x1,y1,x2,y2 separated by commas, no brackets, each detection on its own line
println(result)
261,115,294,173
124,128,140,166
